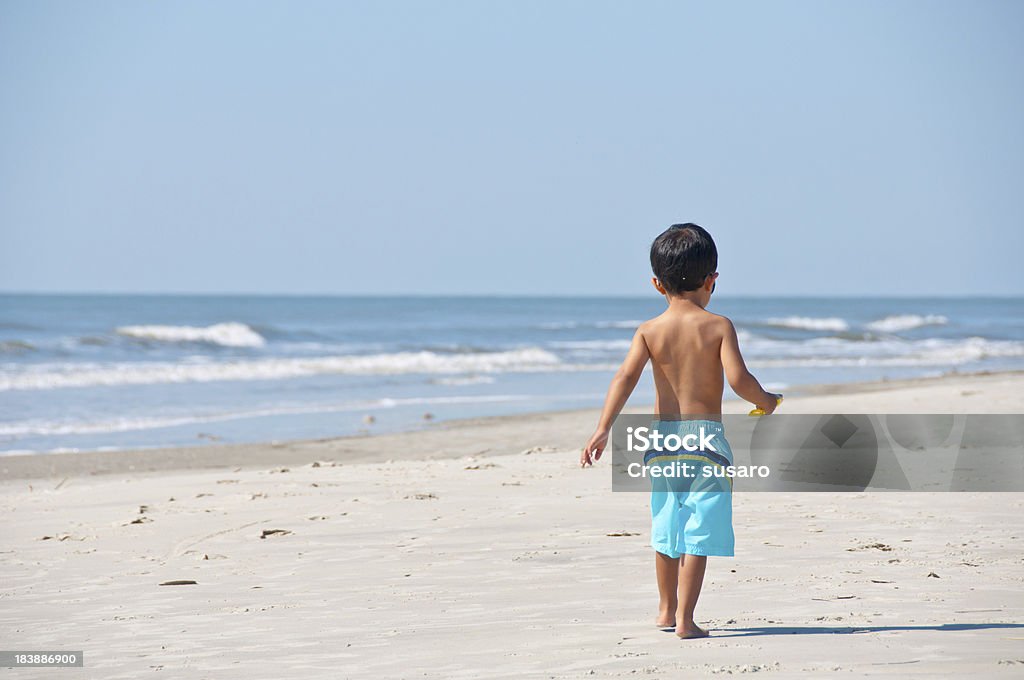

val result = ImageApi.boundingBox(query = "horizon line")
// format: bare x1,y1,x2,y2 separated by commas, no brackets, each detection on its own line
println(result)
2,290,1022,300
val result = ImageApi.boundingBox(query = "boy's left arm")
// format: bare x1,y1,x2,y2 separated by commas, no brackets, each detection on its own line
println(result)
581,329,650,467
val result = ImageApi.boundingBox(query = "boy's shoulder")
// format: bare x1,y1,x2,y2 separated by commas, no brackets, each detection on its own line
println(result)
636,309,734,337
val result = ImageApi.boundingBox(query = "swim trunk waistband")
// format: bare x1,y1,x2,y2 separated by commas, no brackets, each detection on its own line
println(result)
650,418,725,432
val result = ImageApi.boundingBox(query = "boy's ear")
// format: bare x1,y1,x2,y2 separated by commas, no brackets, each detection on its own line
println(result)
704,272,719,292
651,277,667,295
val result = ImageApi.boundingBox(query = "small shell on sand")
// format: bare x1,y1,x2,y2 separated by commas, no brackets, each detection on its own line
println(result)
259,528,292,539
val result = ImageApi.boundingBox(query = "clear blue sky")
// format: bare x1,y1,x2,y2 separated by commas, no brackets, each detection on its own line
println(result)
1,0,1021,296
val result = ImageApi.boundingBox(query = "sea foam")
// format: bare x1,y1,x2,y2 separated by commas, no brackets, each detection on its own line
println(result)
0,393,537,438
0,347,567,391
746,336,1024,368
115,322,266,348
762,316,850,332
865,314,949,333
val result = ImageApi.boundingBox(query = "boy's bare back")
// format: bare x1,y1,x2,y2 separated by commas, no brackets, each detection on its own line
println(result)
636,299,767,418
639,302,728,416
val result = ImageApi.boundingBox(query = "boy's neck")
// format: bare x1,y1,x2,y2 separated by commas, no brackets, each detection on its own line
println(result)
665,292,708,310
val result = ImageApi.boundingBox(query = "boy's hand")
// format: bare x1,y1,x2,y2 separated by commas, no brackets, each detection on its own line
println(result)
581,429,609,467
760,393,783,415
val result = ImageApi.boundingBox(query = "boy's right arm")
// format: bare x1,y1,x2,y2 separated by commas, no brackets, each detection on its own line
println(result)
720,317,779,413
580,328,650,467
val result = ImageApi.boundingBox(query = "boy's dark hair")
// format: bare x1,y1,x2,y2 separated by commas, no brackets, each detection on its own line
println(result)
650,223,718,294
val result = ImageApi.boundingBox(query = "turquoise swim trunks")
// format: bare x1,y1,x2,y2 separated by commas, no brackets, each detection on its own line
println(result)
645,419,735,558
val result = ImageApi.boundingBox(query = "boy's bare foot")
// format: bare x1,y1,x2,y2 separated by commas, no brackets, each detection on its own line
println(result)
675,623,709,639
656,603,677,627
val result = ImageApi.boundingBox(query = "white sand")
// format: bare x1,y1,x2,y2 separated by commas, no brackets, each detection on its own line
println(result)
2,372,1023,678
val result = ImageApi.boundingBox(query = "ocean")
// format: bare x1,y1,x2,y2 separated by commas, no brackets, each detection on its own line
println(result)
2,294,1022,455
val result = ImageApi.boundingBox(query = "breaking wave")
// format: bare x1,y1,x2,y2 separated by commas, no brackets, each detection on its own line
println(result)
761,316,850,332
865,314,948,333
115,322,266,348
0,347,570,391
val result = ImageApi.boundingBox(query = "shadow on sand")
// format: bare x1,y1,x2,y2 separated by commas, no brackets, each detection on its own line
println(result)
691,622,1024,637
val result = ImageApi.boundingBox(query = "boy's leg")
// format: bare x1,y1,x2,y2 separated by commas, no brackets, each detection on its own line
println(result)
676,553,709,639
654,551,679,627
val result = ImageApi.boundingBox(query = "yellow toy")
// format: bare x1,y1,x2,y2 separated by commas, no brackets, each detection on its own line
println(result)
748,394,783,416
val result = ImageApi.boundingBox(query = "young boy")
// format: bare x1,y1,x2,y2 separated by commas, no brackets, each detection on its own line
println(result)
580,223,779,639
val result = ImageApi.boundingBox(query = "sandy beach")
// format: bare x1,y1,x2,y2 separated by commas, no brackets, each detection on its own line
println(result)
2,371,1023,678
5,1,1024,675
